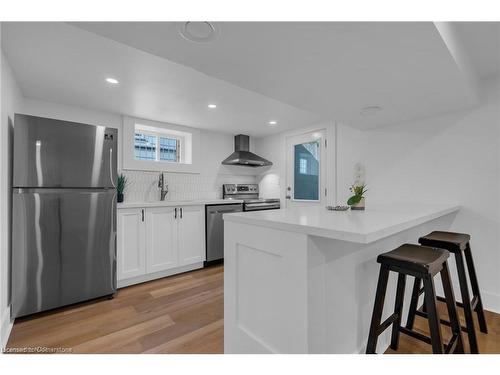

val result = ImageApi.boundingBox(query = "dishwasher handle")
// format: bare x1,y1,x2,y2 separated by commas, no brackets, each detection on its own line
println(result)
206,204,243,215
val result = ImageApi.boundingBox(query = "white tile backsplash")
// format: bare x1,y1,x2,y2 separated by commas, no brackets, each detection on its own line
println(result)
121,170,256,202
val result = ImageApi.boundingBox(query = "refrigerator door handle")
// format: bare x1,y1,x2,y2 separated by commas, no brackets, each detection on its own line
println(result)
109,148,116,188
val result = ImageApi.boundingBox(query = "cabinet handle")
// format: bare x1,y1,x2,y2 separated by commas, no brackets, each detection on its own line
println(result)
180,207,183,219
141,209,144,222
174,208,177,219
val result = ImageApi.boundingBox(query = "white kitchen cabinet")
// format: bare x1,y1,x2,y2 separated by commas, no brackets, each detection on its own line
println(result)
117,208,146,280
145,206,178,273
117,204,206,287
178,205,206,266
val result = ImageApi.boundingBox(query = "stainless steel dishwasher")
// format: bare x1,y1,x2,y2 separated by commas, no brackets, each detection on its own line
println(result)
205,203,243,264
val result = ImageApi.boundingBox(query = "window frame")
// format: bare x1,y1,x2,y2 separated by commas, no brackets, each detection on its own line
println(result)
123,116,201,173
134,129,183,163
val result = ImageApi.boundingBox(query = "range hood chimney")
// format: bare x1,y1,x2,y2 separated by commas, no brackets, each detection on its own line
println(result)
221,134,272,167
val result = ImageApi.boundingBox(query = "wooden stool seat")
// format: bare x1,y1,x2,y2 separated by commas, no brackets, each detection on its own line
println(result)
419,231,470,252
406,231,488,354
377,244,449,274
366,244,464,354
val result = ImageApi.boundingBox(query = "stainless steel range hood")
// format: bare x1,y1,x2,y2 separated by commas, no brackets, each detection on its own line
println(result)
221,134,272,167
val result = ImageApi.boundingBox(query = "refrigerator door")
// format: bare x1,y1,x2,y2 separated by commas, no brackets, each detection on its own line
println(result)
13,114,117,188
11,188,116,318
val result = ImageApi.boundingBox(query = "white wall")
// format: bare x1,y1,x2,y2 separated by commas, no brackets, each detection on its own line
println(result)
0,47,23,347
255,79,500,313
337,78,500,312
19,98,257,202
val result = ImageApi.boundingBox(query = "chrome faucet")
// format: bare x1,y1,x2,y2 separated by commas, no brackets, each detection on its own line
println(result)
158,172,168,201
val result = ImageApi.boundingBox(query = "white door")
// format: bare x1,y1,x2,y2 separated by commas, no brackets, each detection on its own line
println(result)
117,208,146,280
178,205,206,266
145,206,178,273
285,130,326,208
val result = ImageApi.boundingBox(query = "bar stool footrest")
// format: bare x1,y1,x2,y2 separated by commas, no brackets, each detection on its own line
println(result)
399,326,432,344
415,307,468,333
399,326,461,353
377,313,399,335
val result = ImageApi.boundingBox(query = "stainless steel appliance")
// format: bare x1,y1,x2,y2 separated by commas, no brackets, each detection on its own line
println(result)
223,184,280,211
11,114,117,318
205,203,243,264
221,135,272,167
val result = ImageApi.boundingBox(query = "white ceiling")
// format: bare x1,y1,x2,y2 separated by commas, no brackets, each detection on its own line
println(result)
453,22,500,79
3,22,497,135
70,22,485,129
1,22,321,137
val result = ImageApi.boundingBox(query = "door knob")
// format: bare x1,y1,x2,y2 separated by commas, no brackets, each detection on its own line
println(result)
286,195,291,200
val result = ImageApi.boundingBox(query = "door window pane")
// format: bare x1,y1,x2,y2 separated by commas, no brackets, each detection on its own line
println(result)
294,140,319,200
134,133,157,160
159,137,178,161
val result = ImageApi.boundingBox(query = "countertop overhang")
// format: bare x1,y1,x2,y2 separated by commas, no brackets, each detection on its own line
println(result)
118,199,244,209
223,205,460,244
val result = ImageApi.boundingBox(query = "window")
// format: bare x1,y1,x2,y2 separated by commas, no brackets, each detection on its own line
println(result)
133,124,190,164
299,158,308,174
134,133,157,160
294,140,320,200
123,116,200,173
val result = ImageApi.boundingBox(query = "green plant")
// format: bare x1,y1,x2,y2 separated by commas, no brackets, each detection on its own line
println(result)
117,174,128,195
347,183,367,206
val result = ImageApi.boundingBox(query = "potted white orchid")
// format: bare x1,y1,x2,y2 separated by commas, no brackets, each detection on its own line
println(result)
348,163,367,210
347,183,368,210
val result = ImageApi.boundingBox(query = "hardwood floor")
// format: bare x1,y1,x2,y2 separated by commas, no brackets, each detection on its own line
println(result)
6,265,224,354
385,300,500,354
6,264,500,354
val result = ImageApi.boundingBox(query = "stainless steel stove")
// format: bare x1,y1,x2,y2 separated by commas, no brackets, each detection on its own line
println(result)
223,184,280,211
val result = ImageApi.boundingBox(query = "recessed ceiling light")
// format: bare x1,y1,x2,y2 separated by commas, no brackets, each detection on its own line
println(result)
208,104,217,109
268,121,277,126
105,77,119,84
178,22,219,43
360,106,382,116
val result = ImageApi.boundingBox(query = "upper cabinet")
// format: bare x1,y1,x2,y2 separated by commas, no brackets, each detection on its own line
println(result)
122,116,201,174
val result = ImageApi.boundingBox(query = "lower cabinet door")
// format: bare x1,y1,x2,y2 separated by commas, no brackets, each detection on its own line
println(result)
145,206,178,273
117,208,146,280
178,205,206,266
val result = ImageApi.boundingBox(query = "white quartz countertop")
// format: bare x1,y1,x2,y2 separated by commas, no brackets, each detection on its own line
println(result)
118,199,243,209
223,205,460,243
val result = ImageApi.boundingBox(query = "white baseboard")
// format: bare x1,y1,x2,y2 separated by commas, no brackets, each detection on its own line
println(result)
1,306,13,350
117,262,204,288
482,290,500,314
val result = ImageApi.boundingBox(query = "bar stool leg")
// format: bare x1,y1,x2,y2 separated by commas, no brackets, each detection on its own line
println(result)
423,274,444,354
455,250,479,353
405,277,421,330
390,273,406,350
366,265,390,354
464,243,488,334
440,261,465,354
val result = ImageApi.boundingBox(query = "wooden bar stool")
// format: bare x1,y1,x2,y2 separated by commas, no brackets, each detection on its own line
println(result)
406,231,487,354
366,244,464,354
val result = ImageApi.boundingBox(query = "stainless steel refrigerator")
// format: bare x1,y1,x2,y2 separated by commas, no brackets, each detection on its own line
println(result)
11,114,117,318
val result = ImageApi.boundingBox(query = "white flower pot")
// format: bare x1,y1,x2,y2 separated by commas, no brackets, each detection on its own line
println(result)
351,197,365,211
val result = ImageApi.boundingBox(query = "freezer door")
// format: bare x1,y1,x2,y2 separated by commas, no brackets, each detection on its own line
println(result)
11,188,116,318
13,114,117,188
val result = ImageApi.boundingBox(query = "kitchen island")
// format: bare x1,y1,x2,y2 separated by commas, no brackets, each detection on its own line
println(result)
223,205,459,354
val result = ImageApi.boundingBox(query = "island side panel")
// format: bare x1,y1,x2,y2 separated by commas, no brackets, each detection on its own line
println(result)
224,220,310,354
